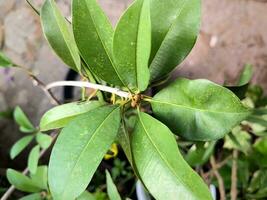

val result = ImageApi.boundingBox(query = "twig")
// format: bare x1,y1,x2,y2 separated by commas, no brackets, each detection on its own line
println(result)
210,156,226,200
231,150,238,200
46,81,131,99
1,131,58,200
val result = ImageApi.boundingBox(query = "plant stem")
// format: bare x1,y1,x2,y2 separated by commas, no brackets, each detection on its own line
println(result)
210,156,226,200
46,81,131,99
1,131,58,200
230,150,238,200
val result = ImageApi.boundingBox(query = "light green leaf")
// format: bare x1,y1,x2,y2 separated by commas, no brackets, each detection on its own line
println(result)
131,111,212,200
0,52,13,67
72,0,124,86
30,166,48,190
150,78,251,141
106,170,122,200
149,0,201,81
77,191,96,200
36,132,52,149
6,169,41,193
113,0,151,92
48,105,121,200
40,101,104,131
237,64,253,86
14,106,35,133
28,145,40,174
41,0,81,72
19,193,42,200
10,135,34,159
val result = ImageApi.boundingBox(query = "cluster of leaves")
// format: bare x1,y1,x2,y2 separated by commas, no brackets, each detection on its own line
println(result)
0,0,254,199
182,65,267,199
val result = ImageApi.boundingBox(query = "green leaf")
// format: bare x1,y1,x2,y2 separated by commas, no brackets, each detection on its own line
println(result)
6,169,41,193
40,101,104,131
19,193,42,200
113,0,151,92
253,137,267,156
48,105,121,200
131,111,212,200
254,108,267,116
40,0,81,72
247,115,267,127
14,106,35,133
36,132,52,149
77,191,96,200
237,64,253,86
28,145,40,174
72,0,124,86
106,170,122,200
0,52,13,67
149,0,201,81
10,135,34,159
30,166,48,190
150,78,251,141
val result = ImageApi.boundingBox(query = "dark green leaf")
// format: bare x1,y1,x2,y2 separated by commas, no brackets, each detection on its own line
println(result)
106,170,121,200
10,135,34,159
36,132,52,149
254,108,267,116
0,52,13,67
253,137,267,156
41,0,81,72
19,193,42,200
6,169,41,193
72,0,124,86
28,145,40,174
149,0,200,81
48,105,121,200
248,115,267,127
40,101,104,131
30,166,48,190
131,111,212,200
151,78,251,141
113,0,151,92
77,191,96,200
14,106,35,133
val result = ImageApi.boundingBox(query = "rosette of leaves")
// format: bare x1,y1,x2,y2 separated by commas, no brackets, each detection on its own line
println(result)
2,0,251,199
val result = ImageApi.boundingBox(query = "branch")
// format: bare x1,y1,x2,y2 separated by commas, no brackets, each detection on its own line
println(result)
210,156,226,200
230,150,238,200
46,81,131,99
1,131,58,200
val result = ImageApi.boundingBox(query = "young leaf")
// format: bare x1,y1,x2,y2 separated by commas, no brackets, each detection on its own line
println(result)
106,170,122,200
40,101,104,131
72,0,124,86
14,106,35,133
150,78,251,141
48,105,121,200
131,111,212,200
40,0,81,72
149,0,201,81
10,135,34,159
113,0,151,92
30,166,48,190
19,193,42,200
36,132,52,149
28,145,40,174
237,64,253,86
77,191,96,200
0,52,13,67
6,169,41,193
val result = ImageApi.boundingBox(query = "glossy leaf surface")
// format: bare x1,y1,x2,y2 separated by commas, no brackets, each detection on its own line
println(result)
149,0,200,81
40,101,104,131
113,0,151,92
151,78,251,140
106,170,122,200
6,169,41,193
28,145,40,174
10,135,34,159
72,0,123,86
41,0,80,72
131,111,212,200
48,105,121,200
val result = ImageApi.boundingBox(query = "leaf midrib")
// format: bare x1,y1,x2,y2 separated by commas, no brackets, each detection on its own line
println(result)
60,106,118,198
138,112,194,195
151,99,249,115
